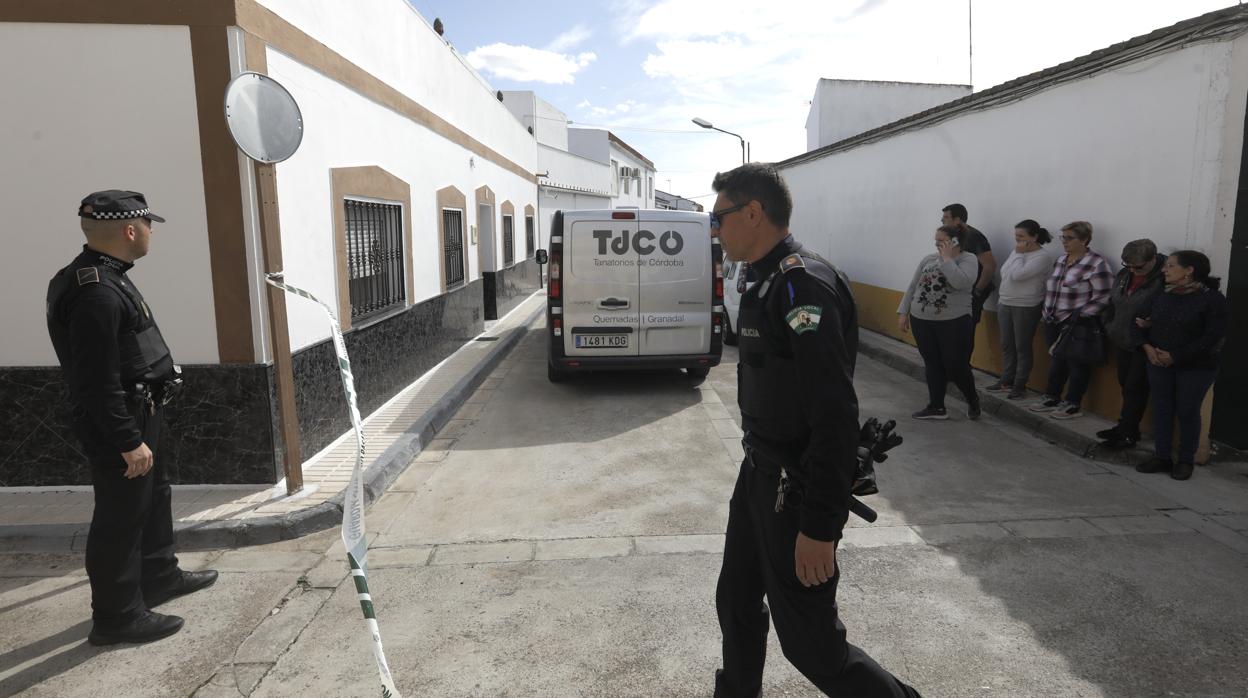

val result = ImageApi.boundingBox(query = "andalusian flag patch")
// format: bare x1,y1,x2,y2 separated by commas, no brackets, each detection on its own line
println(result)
786,305,822,334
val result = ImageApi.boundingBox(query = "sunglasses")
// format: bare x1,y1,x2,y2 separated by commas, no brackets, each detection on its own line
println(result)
709,202,748,230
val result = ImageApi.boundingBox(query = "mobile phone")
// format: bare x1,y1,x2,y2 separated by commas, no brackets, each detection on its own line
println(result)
951,239,959,246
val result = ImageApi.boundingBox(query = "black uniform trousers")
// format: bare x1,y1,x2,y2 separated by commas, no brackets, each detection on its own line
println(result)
1114,347,1151,439
716,459,922,698
80,401,179,627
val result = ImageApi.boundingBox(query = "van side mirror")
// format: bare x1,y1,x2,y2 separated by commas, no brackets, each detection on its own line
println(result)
535,249,549,265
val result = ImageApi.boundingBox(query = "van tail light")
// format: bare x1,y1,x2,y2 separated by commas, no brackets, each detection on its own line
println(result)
552,317,562,336
550,253,561,280
549,279,560,298
714,277,724,300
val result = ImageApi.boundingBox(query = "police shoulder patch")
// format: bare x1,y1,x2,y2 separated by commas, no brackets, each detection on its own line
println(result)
76,267,100,286
779,254,805,274
785,304,822,334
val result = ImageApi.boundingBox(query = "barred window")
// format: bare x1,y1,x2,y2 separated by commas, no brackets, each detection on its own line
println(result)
525,215,535,257
502,215,514,267
345,199,405,320
442,208,466,288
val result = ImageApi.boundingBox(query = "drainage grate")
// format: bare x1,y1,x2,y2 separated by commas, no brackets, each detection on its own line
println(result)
474,336,500,342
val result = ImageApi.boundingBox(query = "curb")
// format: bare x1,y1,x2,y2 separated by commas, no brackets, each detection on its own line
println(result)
3,297,546,552
857,329,1153,466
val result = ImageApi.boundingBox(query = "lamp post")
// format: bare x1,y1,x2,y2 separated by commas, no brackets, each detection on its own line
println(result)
692,117,747,165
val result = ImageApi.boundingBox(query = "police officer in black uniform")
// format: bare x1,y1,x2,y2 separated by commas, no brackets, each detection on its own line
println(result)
710,165,922,697
46,190,217,646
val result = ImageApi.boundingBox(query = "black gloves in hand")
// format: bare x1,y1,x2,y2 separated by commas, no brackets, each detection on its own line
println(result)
853,418,904,496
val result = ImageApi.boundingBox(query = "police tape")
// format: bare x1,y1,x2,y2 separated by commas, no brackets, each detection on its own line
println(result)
264,273,402,698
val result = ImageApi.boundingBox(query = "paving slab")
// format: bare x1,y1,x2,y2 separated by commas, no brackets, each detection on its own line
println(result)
999,518,1105,539
534,536,633,561
431,541,535,566
634,534,724,556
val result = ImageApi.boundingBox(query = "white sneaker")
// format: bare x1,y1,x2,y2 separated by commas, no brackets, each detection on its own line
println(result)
1050,402,1082,420
1029,396,1061,412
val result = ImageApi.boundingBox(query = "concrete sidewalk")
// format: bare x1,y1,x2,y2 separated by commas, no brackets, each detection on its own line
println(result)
0,293,547,551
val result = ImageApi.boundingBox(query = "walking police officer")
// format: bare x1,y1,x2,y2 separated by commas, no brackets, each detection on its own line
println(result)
709,165,922,697
46,190,217,645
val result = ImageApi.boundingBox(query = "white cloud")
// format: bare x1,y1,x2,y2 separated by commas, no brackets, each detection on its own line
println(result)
466,44,596,85
577,99,641,119
548,24,593,52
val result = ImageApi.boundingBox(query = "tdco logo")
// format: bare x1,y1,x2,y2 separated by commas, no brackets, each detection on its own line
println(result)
593,229,684,256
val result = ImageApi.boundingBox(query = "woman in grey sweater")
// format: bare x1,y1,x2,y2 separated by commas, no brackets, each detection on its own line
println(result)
987,220,1053,399
898,225,981,420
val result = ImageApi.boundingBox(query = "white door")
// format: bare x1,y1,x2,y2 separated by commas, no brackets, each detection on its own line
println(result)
562,215,640,357
478,204,495,273
637,213,712,356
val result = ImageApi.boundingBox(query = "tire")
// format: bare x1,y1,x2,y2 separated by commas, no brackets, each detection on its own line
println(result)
685,366,710,380
723,313,738,346
548,362,568,383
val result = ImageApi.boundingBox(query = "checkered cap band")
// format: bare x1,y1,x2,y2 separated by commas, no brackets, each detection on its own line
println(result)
90,208,150,220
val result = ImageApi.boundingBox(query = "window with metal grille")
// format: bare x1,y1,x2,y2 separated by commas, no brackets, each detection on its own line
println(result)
442,208,466,288
502,215,514,267
345,199,405,321
525,215,535,257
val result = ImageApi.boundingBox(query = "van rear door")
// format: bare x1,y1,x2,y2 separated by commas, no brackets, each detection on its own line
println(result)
637,212,714,356
562,212,640,357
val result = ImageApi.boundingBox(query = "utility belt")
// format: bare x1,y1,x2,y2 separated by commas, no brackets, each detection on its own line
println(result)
742,431,879,522
743,433,805,514
125,365,184,414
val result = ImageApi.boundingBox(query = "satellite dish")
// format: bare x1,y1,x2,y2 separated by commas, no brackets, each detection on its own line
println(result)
224,71,304,163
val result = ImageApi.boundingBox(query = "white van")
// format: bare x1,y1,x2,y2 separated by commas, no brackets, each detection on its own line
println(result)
542,209,724,382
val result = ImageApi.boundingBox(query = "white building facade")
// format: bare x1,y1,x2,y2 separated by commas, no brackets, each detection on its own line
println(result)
805,79,972,152
778,6,1248,447
501,92,657,257
0,0,542,485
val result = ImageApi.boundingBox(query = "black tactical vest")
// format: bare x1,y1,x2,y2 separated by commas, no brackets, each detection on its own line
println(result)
47,257,175,385
736,249,857,452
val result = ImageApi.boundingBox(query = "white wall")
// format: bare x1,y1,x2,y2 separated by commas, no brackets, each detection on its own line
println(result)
780,37,1246,297
265,49,536,352
568,128,610,163
536,188,611,255
255,0,536,171
538,145,610,196
0,23,218,366
609,142,655,210
806,80,972,152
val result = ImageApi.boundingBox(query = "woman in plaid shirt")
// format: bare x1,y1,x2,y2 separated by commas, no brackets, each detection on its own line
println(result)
1029,221,1114,419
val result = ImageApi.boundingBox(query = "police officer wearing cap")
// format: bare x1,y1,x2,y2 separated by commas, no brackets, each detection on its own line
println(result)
709,165,922,697
46,190,217,646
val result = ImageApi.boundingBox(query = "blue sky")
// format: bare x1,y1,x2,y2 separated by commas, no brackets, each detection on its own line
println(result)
406,0,1237,205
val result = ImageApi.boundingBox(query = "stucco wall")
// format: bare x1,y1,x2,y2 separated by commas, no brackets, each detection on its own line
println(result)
0,22,218,366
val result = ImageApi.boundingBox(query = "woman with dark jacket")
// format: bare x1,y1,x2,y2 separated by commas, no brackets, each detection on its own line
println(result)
1097,239,1166,448
1132,250,1229,481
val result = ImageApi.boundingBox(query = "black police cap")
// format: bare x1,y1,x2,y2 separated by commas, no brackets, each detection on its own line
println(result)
78,190,166,223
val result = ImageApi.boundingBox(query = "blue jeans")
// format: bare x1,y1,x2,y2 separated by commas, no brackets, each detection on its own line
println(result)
1042,320,1092,406
1147,364,1217,463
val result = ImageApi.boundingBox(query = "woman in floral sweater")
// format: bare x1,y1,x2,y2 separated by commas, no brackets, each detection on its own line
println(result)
898,225,981,420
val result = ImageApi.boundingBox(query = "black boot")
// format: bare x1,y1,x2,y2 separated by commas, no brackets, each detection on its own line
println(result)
144,569,219,608
88,610,184,646
1171,462,1194,480
1135,456,1172,474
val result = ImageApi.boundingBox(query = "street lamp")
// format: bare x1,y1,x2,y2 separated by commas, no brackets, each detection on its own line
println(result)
692,117,747,165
